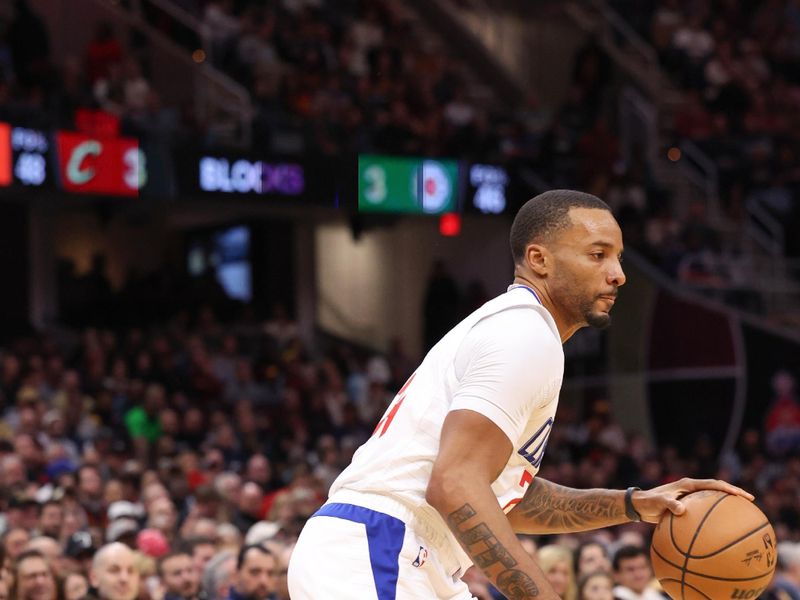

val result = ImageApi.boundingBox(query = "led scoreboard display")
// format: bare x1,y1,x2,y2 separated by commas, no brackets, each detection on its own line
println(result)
467,163,510,215
0,125,524,210
55,132,145,197
0,123,49,187
12,126,48,186
199,156,305,196
358,155,459,214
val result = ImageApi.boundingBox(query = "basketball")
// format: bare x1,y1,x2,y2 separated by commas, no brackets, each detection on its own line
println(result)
650,490,777,600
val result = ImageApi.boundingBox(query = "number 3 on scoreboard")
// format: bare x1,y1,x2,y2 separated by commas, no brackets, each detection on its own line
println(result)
372,372,416,438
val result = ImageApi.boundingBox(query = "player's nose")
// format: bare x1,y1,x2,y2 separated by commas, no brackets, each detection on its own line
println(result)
608,260,626,287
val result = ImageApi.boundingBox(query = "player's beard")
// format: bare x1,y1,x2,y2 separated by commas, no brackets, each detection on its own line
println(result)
572,291,611,329
584,302,611,329
559,282,612,330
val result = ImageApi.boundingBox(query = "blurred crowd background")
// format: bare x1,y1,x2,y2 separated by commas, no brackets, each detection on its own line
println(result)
0,0,799,599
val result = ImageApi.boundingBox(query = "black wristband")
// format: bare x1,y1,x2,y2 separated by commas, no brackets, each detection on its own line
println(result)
625,486,642,522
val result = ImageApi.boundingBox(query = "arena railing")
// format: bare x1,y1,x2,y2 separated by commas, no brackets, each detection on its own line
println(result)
106,0,254,148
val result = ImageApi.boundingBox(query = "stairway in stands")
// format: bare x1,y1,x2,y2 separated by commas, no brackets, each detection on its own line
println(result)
413,0,800,325
29,0,253,147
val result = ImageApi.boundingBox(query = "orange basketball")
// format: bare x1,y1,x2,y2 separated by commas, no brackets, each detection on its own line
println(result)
650,490,777,600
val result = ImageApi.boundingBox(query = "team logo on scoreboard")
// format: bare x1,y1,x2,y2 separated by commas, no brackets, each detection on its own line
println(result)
412,160,452,214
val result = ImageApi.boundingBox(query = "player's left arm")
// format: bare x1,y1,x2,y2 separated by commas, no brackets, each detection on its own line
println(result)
506,476,754,534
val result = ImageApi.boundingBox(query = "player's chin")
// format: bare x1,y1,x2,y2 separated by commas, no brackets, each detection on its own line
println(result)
585,310,611,329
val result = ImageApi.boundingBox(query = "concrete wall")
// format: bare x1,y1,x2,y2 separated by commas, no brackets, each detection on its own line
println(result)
450,7,588,108
316,216,513,358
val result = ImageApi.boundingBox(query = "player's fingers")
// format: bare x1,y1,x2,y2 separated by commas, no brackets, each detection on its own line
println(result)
684,478,754,501
666,498,686,516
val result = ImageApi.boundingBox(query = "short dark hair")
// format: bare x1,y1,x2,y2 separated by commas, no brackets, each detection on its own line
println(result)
183,536,216,555
577,570,614,597
41,499,62,511
574,539,608,570
236,544,273,571
15,549,47,569
509,190,611,263
612,545,648,571
157,550,191,576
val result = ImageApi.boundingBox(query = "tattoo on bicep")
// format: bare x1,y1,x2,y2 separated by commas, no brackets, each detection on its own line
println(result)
517,479,624,529
447,504,539,597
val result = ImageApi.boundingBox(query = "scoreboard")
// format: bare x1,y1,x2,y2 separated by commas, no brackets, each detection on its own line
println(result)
0,120,530,212
358,155,515,216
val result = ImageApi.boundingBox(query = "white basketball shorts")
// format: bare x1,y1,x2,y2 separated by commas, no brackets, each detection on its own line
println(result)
287,502,476,599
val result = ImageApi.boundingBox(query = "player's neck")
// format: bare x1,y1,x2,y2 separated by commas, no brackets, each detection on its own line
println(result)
512,275,580,344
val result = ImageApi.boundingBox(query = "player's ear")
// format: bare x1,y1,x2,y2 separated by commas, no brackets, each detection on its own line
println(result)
526,243,549,276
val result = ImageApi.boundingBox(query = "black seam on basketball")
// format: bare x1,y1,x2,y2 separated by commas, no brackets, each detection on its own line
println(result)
653,543,774,582
680,493,729,600
669,509,685,555
653,544,690,571
659,578,714,600
680,569,774,582
685,521,770,559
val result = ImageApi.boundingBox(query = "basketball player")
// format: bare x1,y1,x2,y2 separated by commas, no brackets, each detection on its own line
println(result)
288,190,752,599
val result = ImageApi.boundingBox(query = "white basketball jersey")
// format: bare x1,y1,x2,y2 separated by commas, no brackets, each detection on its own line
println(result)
328,285,564,573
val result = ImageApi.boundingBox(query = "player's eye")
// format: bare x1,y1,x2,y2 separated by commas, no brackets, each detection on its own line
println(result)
591,252,604,260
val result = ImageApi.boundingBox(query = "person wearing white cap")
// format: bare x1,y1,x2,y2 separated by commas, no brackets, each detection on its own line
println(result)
105,519,140,546
107,501,144,523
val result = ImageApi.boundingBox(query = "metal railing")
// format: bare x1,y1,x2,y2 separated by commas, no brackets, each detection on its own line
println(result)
618,86,659,167
586,0,659,68
745,196,786,257
100,0,253,147
563,0,664,96
677,140,721,217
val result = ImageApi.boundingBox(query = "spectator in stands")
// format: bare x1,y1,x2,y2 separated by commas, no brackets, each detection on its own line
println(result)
203,0,241,63
179,539,211,585
578,570,614,600
612,546,665,600
232,483,264,535
158,550,200,600
201,551,235,600
63,531,95,576
85,22,122,85
62,573,89,600
22,538,63,579
538,545,577,600
422,260,460,352
36,501,62,540
5,495,38,535
765,370,800,457
765,541,800,599
266,543,291,600
87,543,140,600
12,550,56,600
575,540,612,580
225,545,275,600
2,530,29,564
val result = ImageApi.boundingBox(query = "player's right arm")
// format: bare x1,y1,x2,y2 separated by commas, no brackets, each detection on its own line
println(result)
426,409,560,600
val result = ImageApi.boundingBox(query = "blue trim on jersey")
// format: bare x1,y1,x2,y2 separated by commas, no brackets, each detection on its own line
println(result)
313,503,405,600
510,284,542,304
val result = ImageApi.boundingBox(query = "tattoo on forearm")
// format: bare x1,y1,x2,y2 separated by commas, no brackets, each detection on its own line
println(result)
447,503,477,526
516,478,625,531
448,504,540,598
497,570,540,600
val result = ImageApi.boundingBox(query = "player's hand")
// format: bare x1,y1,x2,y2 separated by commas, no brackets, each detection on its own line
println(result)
632,478,754,523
